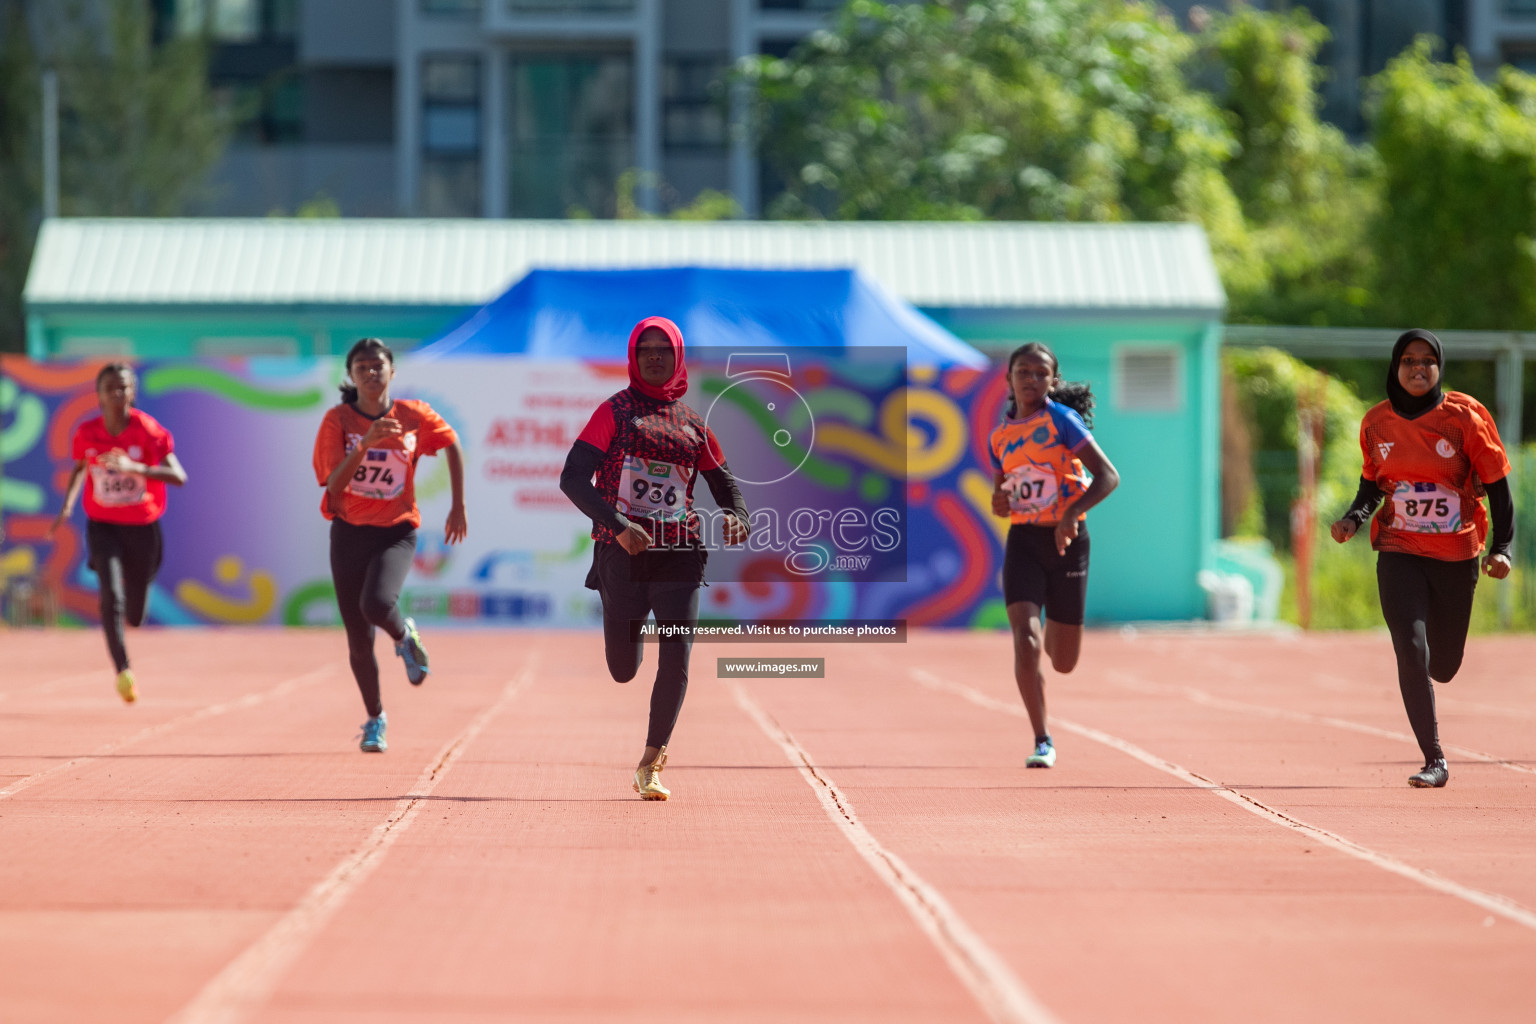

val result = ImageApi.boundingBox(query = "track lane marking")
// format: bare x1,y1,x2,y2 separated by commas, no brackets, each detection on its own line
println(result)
728,680,1063,1024
0,670,106,703
910,668,1536,934
1106,670,1536,776
0,666,335,801
165,656,537,1024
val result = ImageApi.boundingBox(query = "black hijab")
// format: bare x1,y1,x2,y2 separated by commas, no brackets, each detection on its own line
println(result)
1385,328,1444,419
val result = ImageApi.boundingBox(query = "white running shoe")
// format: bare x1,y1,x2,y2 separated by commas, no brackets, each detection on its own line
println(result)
1025,739,1056,768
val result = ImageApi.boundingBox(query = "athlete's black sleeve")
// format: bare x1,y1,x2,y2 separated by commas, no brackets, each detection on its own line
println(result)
560,440,631,534
1485,476,1514,559
700,464,749,530
1342,476,1385,527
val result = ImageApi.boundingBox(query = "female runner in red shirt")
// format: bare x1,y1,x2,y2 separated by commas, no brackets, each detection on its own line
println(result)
51,363,188,703
1331,329,1513,788
560,317,750,800
313,338,467,752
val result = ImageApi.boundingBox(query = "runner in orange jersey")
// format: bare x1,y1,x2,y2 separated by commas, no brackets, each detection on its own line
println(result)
987,343,1119,769
1331,329,1514,789
313,338,467,753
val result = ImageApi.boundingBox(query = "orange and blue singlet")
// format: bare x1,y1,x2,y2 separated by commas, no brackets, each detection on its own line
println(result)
987,399,1093,527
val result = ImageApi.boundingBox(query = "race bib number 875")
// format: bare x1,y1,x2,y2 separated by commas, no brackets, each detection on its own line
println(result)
617,457,690,522
1391,480,1461,534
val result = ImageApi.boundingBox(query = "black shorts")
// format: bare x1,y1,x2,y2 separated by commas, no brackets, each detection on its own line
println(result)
1002,523,1090,626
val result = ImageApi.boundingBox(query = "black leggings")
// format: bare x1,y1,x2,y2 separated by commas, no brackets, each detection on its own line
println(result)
87,520,163,674
1376,551,1479,763
330,518,415,717
593,543,702,749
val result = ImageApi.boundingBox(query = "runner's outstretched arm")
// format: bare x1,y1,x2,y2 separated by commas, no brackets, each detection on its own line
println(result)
559,440,632,535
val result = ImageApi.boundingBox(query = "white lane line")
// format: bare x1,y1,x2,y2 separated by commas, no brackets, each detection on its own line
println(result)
729,681,1062,1024
166,657,538,1024
1107,670,1536,777
911,668,1536,934
0,666,335,801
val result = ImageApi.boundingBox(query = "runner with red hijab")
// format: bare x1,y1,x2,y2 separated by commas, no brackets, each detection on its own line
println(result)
560,317,750,800
50,363,187,703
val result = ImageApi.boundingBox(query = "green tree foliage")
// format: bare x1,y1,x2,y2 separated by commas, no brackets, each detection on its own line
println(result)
0,0,230,351
1199,5,1379,326
0,0,40,352
1370,40,1536,331
742,1,1385,323
743,1,1246,239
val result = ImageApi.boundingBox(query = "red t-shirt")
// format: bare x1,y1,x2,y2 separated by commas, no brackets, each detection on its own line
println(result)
312,400,458,528
1359,391,1512,561
70,410,175,526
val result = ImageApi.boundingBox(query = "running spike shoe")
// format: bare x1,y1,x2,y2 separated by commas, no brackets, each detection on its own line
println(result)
1025,739,1056,768
1408,758,1448,788
395,618,429,686
115,669,137,704
359,712,388,753
633,746,670,800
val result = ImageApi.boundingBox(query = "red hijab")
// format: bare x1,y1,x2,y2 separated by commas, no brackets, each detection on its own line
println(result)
627,316,688,402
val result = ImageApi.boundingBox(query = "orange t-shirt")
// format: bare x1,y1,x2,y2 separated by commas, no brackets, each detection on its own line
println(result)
312,400,458,528
1359,391,1511,561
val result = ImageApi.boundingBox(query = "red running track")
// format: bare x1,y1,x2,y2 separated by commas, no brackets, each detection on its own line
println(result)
1,626,1534,1023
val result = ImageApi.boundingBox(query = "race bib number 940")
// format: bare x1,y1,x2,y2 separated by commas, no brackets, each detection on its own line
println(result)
617,457,690,522
89,463,146,507
347,448,410,501
1391,480,1461,534
1003,465,1058,516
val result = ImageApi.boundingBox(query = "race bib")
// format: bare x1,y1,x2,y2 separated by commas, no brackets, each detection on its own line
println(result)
89,462,146,507
617,457,690,522
1003,464,1058,516
1391,480,1461,534
347,447,410,500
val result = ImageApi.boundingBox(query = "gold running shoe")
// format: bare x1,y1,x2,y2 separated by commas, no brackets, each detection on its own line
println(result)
115,669,137,704
633,746,669,801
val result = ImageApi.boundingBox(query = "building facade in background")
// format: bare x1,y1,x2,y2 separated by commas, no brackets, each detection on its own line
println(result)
167,1,1536,220
169,0,839,219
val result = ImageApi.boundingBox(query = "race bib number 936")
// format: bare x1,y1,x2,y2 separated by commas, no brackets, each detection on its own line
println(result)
617,457,690,522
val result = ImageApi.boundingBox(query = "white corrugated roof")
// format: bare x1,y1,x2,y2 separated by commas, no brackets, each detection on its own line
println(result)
24,218,1225,312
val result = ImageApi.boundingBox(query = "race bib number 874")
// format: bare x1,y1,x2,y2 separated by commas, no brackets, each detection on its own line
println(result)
347,448,410,501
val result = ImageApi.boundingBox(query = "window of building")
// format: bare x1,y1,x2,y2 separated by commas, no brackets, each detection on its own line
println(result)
1505,46,1536,73
421,0,482,13
506,52,633,217
663,59,727,152
221,69,304,144
505,1,635,11
422,55,483,217
758,0,842,10
173,0,296,42
1114,347,1183,413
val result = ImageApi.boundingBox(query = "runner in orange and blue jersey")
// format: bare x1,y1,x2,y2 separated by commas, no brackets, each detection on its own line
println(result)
987,343,1120,769
1331,329,1514,789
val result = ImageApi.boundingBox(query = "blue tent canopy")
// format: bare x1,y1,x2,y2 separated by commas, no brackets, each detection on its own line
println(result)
412,267,989,367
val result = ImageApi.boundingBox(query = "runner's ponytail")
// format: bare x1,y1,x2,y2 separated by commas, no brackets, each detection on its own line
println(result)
1002,342,1095,428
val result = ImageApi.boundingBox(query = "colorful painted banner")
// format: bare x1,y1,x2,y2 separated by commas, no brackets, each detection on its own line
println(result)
1,356,1015,629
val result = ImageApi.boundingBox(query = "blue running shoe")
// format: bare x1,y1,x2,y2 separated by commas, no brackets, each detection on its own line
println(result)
359,711,388,752
395,617,429,686
1025,739,1056,768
